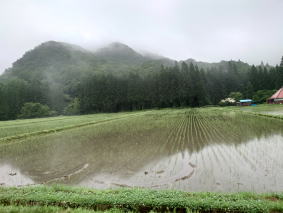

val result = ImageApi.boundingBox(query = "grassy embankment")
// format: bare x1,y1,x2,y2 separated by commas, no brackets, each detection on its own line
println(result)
0,185,282,213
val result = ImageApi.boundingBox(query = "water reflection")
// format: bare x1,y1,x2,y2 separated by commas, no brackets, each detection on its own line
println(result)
0,164,34,186
0,111,283,192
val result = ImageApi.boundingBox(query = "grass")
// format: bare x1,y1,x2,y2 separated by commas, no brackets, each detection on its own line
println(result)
0,185,282,212
0,205,126,213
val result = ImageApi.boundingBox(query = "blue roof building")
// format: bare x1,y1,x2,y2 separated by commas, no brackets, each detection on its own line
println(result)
239,99,252,103
238,99,253,106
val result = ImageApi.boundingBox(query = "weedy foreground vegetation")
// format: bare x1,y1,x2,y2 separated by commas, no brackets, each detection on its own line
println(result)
0,185,282,213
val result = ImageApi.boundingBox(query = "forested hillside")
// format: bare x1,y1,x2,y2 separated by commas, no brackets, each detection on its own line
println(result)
0,41,282,120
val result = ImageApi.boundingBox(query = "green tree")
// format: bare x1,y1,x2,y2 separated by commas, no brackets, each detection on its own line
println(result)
228,92,243,101
252,90,276,104
3,78,29,119
18,102,55,119
0,83,9,120
64,98,80,115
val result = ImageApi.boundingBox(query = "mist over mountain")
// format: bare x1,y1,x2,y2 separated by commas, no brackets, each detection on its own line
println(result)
3,41,95,80
1,40,257,79
95,42,145,64
1,41,178,79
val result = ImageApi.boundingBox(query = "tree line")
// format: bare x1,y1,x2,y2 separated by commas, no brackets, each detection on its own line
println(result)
78,62,283,113
0,60,282,120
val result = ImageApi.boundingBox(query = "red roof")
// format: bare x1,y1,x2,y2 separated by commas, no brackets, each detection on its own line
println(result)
270,87,283,99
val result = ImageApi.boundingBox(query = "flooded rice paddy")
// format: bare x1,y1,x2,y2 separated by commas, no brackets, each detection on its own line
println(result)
0,108,283,192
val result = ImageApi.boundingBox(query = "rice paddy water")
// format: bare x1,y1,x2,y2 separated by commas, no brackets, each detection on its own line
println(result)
0,108,282,192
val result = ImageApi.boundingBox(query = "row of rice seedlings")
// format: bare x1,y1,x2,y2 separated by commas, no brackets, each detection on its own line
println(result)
203,110,246,143
186,110,246,183
0,112,140,139
235,114,270,164
0,111,148,144
166,112,189,156
189,112,206,173
186,110,205,171
186,109,211,171
2,110,154,136
201,109,283,175
196,113,223,170
186,109,269,158
188,110,224,150
1,107,282,190
190,111,214,172
201,113,231,174
204,110,264,174
172,113,187,154
0,112,165,185
0,115,82,128
0,112,123,129
201,112,252,164
192,111,202,157
162,108,283,156
234,125,283,172
158,113,184,155
176,109,281,191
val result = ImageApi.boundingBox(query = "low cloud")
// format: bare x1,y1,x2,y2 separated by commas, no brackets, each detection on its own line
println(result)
0,0,282,73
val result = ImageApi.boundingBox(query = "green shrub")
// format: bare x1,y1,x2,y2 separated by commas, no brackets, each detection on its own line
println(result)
64,98,80,115
18,102,56,119
228,92,243,102
252,90,276,103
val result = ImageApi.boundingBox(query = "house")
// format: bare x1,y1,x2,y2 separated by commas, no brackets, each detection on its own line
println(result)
238,99,253,106
267,87,283,104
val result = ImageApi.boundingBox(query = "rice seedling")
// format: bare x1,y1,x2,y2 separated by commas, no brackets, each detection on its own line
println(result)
0,107,282,192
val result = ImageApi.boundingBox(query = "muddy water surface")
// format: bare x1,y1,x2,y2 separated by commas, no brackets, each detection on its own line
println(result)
0,110,283,192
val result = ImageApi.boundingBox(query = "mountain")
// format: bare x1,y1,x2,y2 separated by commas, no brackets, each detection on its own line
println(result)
0,41,177,86
93,42,177,74
95,42,145,65
1,40,258,82
3,41,97,82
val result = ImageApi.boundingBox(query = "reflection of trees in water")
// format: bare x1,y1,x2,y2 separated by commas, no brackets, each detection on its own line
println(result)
0,125,169,184
0,109,282,185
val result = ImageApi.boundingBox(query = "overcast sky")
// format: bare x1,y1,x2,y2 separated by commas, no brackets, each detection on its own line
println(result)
1,0,282,74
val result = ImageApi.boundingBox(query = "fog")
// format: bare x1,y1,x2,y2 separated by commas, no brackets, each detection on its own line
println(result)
0,0,283,74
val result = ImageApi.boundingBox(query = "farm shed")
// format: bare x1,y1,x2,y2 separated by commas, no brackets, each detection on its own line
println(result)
267,87,283,104
238,99,253,106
